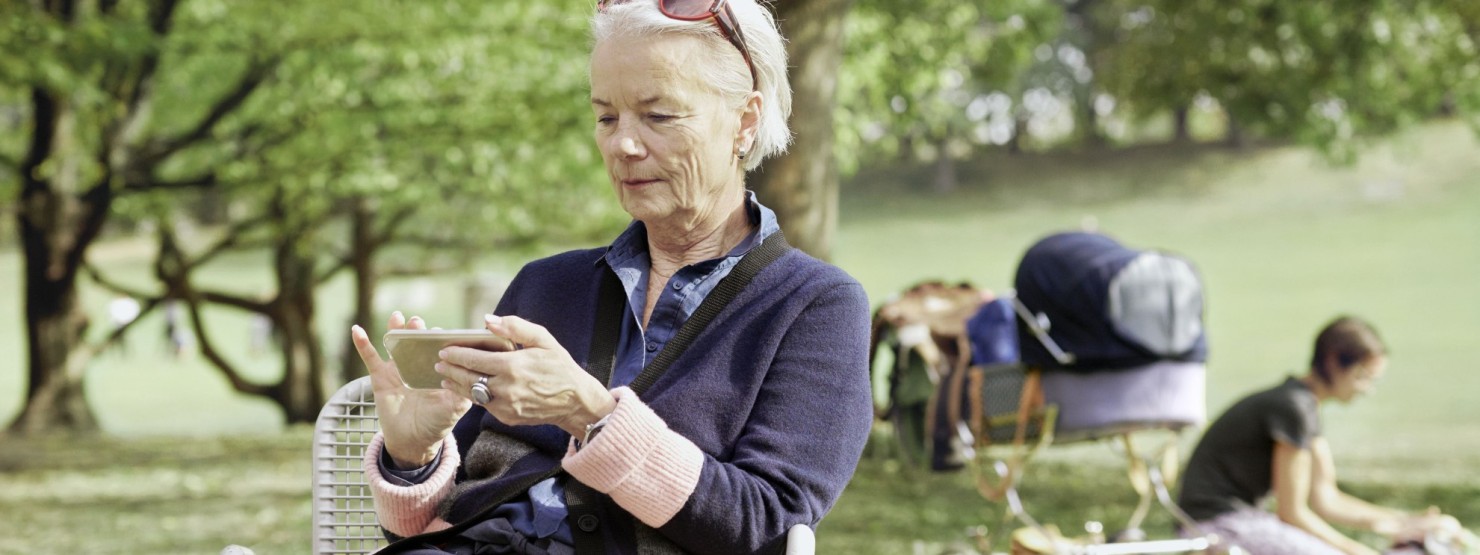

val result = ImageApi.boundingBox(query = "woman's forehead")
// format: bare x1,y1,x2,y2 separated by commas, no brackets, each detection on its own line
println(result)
590,34,710,102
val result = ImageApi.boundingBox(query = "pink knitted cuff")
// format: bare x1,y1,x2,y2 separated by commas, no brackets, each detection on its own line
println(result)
362,433,460,537
562,387,703,528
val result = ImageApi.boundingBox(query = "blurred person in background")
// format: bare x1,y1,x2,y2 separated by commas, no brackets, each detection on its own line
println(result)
349,0,874,553
107,294,140,355
1178,316,1475,554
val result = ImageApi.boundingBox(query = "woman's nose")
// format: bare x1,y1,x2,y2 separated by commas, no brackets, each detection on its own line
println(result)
617,136,643,158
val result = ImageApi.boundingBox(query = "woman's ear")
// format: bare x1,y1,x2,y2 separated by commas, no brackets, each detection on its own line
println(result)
736,91,763,153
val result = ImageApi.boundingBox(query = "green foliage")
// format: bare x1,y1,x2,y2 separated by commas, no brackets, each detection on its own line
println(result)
1094,0,1480,156
145,1,622,247
836,0,1061,173
2,1,624,250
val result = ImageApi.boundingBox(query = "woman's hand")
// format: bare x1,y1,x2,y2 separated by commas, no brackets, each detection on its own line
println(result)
350,312,471,468
1387,507,1468,544
435,314,616,437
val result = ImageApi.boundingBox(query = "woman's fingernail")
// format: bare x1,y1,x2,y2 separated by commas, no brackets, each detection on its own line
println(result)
438,349,448,360
484,314,501,326
434,362,445,373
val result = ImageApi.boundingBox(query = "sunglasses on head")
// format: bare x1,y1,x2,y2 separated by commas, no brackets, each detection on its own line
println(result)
597,0,759,91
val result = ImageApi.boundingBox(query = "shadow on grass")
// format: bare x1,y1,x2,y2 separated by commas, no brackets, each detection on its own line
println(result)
0,428,314,554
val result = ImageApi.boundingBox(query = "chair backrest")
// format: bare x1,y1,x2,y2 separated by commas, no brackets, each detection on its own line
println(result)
311,377,816,555
312,376,388,555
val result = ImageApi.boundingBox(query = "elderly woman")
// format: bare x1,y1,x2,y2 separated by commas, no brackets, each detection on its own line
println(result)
1178,316,1474,554
347,1,873,553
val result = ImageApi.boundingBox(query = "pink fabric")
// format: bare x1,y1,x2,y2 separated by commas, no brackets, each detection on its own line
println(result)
562,387,704,528
1191,508,1422,555
362,433,460,537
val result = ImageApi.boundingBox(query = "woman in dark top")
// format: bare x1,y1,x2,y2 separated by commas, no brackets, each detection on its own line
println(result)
345,1,874,553
1178,316,1472,554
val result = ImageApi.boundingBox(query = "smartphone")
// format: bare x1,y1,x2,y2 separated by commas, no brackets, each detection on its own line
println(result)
382,329,516,389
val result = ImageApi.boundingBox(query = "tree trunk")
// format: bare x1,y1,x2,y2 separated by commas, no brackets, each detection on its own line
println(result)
1007,110,1030,154
271,209,328,424
1172,105,1191,143
9,89,105,434
932,142,957,194
751,0,853,261
341,195,377,384
13,242,98,434
1224,118,1248,149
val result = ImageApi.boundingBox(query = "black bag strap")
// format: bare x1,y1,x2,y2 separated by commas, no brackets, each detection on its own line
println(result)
569,231,791,554
629,231,790,393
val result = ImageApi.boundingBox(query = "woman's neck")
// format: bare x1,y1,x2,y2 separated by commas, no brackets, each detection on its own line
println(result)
646,199,753,276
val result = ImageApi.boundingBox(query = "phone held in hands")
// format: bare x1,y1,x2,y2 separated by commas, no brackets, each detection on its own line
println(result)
382,329,516,389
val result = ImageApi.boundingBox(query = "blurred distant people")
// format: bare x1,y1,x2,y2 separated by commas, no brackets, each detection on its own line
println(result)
1178,316,1476,555
106,294,140,355
249,313,275,357
163,299,194,359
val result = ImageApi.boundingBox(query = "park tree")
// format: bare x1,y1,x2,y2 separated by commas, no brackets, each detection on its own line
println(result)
1092,0,1480,153
834,0,1060,191
750,0,852,260
2,1,619,430
1,0,275,433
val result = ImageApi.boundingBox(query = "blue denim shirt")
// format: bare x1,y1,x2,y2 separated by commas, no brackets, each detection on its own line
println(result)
384,192,780,546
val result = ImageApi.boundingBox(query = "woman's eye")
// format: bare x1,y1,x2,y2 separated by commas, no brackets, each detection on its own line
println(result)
648,113,675,122
597,115,616,125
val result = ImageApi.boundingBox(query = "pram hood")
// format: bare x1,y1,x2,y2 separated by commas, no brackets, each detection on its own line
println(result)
1014,231,1208,371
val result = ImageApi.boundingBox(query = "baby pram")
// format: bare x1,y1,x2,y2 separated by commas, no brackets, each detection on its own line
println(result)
925,231,1225,553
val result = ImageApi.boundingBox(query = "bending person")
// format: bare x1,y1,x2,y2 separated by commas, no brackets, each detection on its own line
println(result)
348,1,873,553
1178,316,1472,554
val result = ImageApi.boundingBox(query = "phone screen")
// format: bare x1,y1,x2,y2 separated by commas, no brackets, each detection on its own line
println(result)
383,329,515,389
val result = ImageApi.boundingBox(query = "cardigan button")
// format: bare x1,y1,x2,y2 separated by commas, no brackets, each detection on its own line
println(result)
577,514,600,533
646,341,658,352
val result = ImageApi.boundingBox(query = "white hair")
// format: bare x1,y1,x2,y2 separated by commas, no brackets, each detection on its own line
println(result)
592,0,792,171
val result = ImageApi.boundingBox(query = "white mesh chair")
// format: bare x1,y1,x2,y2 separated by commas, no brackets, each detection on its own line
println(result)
314,376,387,555
312,377,816,555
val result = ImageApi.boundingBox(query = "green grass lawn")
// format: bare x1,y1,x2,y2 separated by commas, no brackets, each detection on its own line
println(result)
1,122,1477,553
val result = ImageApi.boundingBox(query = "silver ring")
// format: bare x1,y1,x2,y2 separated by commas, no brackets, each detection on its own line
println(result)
470,376,491,404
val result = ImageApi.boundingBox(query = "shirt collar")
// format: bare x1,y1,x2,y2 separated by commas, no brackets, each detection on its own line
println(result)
599,190,779,268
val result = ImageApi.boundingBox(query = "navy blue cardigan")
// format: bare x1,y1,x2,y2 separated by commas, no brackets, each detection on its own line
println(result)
434,243,873,554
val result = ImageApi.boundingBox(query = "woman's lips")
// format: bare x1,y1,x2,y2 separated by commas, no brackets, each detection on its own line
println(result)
622,178,659,187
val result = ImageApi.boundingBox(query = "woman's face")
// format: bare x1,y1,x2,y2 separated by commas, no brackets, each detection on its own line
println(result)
590,33,751,228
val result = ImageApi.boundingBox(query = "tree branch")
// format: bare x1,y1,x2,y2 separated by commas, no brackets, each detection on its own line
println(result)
380,263,467,279
167,212,274,274
315,256,353,285
21,88,58,197
151,210,273,397
197,289,272,314
147,0,182,36
78,262,169,356
82,262,160,300
44,0,79,21
374,205,418,245
138,57,277,168
180,289,274,398
122,171,216,194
